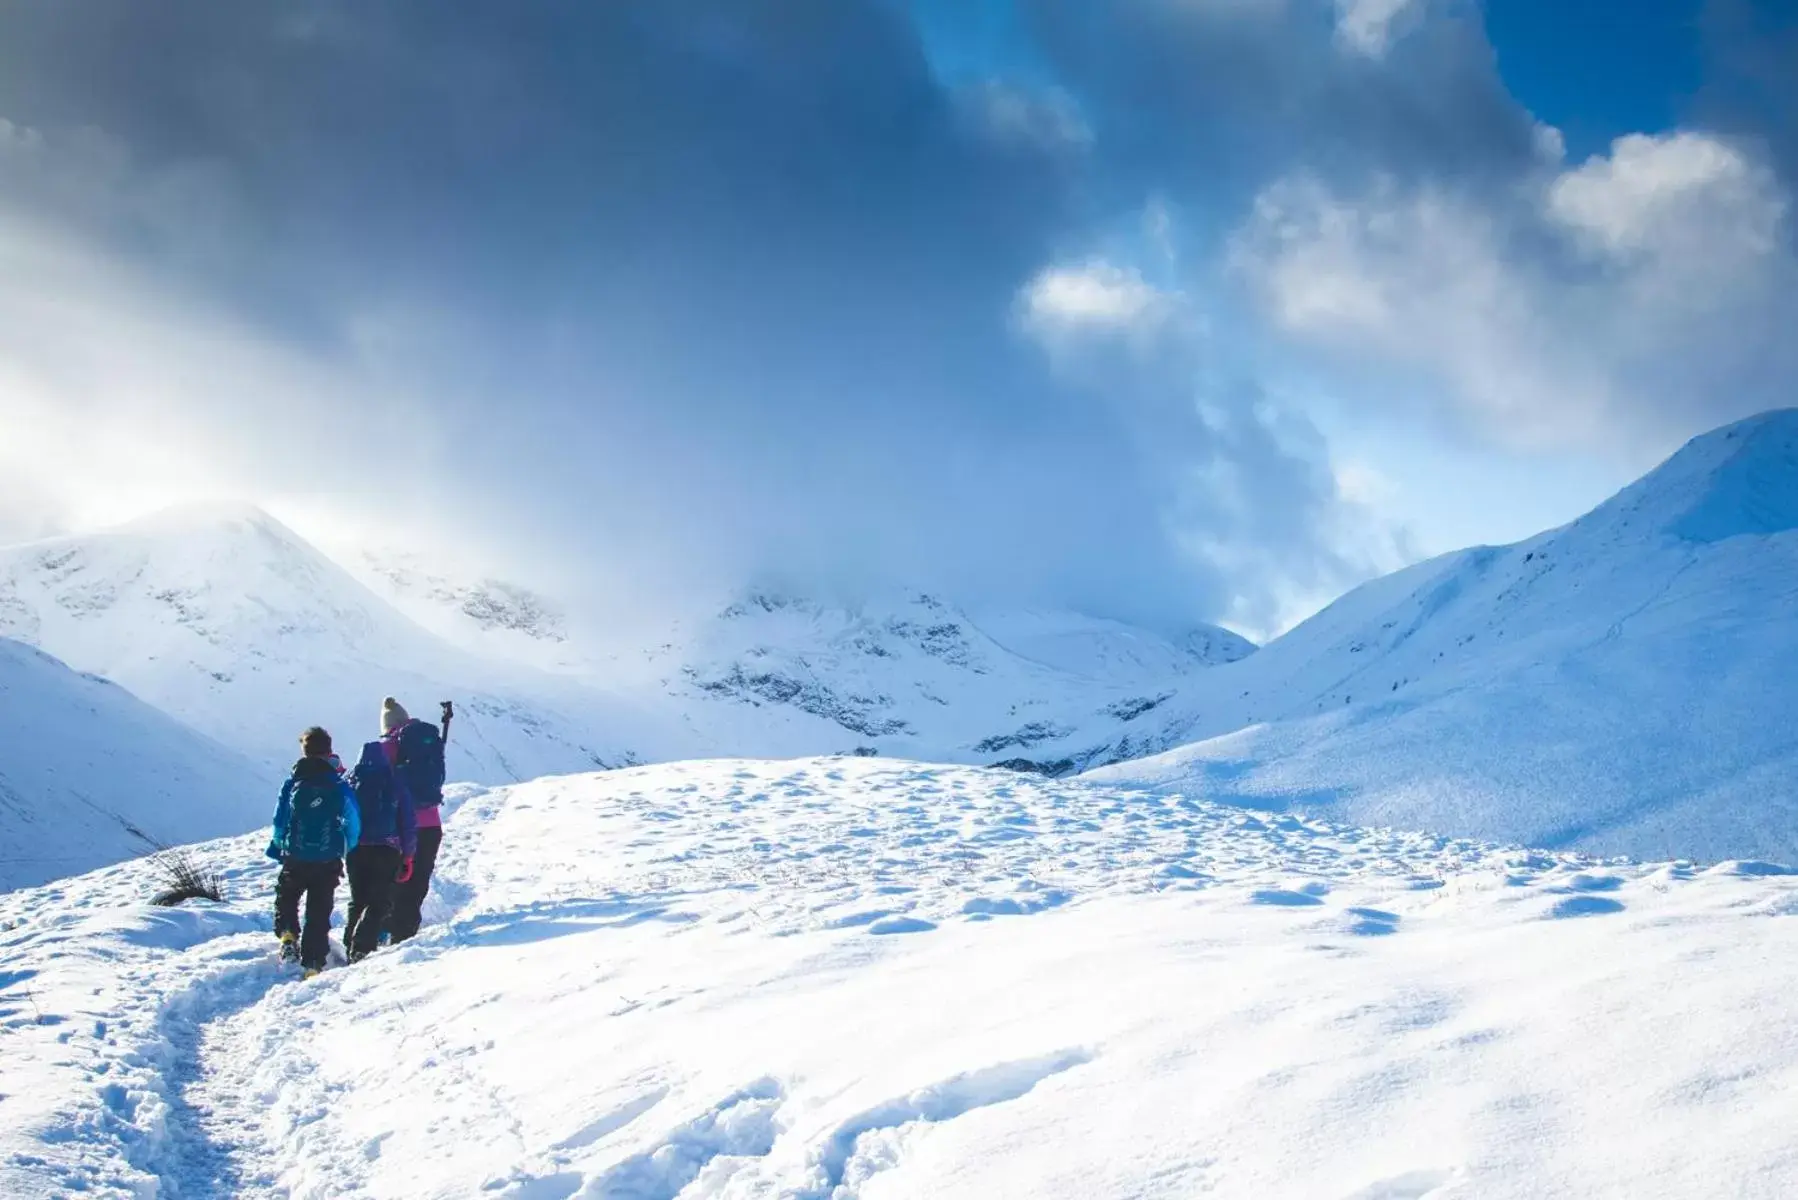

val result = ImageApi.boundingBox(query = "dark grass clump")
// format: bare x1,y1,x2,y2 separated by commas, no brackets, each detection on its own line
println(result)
148,846,224,906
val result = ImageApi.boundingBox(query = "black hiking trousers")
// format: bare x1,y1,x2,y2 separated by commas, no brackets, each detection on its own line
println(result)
274,858,341,970
386,823,442,944
344,845,401,961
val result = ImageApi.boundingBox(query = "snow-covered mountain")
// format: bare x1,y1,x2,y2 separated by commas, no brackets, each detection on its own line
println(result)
352,554,1259,769
353,549,581,672
1096,409,1798,863
0,635,267,890
658,591,1254,766
0,504,662,792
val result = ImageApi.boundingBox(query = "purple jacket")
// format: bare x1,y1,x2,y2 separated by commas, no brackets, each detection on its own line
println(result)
348,739,418,858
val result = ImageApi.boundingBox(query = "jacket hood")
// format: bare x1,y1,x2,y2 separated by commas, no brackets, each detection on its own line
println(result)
290,756,339,783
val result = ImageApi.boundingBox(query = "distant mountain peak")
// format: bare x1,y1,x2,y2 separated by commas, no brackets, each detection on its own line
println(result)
119,499,287,536
1584,407,1798,546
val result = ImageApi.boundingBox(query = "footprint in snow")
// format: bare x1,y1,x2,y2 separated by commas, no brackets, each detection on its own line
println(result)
1343,907,1400,936
1548,895,1625,919
578,1078,783,1200
1342,1167,1463,1198
1250,881,1330,907
797,1050,1091,1199
1561,873,1624,892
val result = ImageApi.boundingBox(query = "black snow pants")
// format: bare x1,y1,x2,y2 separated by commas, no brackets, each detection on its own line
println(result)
385,824,442,945
274,858,341,970
344,844,401,961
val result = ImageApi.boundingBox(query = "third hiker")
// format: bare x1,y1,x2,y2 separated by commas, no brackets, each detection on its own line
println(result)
379,697,449,944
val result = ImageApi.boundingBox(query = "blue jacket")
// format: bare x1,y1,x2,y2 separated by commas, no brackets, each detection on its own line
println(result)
266,756,361,862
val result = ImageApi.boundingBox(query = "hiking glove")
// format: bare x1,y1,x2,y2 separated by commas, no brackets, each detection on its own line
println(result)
265,839,283,862
396,856,415,884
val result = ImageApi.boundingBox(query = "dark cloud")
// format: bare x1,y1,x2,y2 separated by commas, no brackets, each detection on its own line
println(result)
1696,0,1798,185
0,0,1392,635
15,1,1783,636
1022,0,1543,201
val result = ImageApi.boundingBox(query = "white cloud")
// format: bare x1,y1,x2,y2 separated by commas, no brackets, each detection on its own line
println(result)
1333,0,1422,57
1547,131,1785,265
1233,175,1593,442
962,81,1093,153
1532,122,1567,165
1018,260,1177,344
1231,131,1798,454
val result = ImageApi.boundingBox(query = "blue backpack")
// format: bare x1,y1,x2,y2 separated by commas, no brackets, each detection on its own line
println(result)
349,742,400,843
286,778,347,861
394,720,446,809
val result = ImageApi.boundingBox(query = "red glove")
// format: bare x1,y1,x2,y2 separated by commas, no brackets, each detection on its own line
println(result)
396,856,415,884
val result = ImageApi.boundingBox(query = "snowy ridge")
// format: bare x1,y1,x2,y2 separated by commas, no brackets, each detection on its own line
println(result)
0,636,268,890
1095,410,1798,862
5,759,1798,1197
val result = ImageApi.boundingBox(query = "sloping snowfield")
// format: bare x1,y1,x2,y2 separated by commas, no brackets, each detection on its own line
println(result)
5,759,1798,1199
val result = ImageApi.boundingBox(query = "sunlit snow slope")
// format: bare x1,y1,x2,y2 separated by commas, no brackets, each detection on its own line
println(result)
1096,409,1798,862
0,504,663,789
5,759,1798,1198
0,636,266,890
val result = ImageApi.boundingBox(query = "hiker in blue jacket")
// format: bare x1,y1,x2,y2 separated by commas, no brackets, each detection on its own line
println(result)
267,726,361,976
342,738,417,962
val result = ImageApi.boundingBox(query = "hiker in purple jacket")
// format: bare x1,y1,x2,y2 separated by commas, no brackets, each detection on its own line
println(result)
379,697,451,945
342,738,418,962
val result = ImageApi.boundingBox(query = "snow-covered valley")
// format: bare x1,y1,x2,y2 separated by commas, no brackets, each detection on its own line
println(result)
6,758,1798,1199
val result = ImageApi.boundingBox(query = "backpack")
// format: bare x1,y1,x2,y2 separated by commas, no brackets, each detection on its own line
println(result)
394,720,446,808
286,778,347,861
349,741,400,844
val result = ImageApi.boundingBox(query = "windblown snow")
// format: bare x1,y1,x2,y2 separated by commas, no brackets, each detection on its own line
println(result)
5,758,1798,1199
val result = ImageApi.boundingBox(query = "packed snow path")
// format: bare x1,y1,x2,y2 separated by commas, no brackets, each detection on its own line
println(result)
5,759,1798,1198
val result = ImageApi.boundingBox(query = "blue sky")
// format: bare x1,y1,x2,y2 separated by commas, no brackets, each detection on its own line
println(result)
0,0,1792,639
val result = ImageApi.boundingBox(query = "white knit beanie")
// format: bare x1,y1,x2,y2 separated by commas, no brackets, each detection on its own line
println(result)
381,696,410,735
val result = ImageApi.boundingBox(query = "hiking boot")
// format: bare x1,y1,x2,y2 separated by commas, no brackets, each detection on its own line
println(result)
302,965,323,980
278,932,300,963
